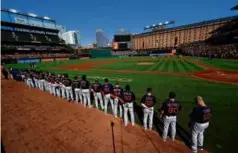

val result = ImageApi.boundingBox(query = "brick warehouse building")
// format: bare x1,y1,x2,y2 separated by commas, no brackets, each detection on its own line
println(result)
132,15,238,50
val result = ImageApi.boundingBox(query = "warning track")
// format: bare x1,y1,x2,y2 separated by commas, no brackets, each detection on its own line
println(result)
2,80,199,153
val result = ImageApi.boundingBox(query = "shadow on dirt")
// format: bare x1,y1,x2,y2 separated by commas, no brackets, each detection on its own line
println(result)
133,103,191,148
1,141,6,153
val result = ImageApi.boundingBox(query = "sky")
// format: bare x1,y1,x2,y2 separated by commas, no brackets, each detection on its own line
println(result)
1,0,237,46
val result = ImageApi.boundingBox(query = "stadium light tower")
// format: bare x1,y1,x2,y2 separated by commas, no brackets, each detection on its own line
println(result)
28,13,38,17
8,8,19,13
43,16,51,20
144,20,175,31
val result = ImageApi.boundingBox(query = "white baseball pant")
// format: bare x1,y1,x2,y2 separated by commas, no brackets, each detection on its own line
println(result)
27,78,34,88
48,83,53,94
191,122,209,152
61,85,66,99
94,92,104,109
104,94,114,114
162,116,177,140
33,79,39,88
123,102,135,126
39,80,45,91
65,86,73,100
75,88,83,103
44,80,49,91
114,98,123,118
55,85,61,97
82,89,91,107
51,84,57,96
143,107,154,130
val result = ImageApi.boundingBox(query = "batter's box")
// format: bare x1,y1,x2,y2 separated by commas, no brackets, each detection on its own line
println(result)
87,76,132,82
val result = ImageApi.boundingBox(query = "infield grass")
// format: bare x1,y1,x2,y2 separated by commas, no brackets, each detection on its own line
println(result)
6,57,238,153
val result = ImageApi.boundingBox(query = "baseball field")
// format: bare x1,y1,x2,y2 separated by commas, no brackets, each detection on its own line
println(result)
3,56,238,153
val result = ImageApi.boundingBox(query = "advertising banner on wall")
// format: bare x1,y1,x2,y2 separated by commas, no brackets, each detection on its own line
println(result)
17,59,40,64
41,58,54,62
55,58,69,61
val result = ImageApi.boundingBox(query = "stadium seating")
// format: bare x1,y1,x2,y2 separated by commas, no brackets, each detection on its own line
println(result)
1,30,16,42
15,32,32,42
34,34,48,43
180,42,238,59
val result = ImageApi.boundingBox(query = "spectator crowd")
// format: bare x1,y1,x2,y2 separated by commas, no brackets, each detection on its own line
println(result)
180,42,238,59
1,53,74,60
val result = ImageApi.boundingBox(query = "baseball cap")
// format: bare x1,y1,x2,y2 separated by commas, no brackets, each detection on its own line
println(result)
169,92,176,98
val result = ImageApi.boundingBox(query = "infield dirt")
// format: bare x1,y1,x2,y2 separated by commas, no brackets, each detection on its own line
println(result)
1,79,208,153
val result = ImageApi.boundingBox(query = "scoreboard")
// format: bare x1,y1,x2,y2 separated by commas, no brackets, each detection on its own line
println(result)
113,34,132,51
114,35,131,42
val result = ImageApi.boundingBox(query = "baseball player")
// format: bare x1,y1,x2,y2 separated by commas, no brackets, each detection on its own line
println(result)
50,74,57,96
189,96,211,153
47,73,53,94
102,78,114,114
160,92,181,141
55,74,62,97
80,75,91,107
91,78,104,110
63,74,73,101
72,76,82,103
122,84,136,126
43,73,49,92
60,75,66,99
38,72,45,91
26,72,34,88
141,88,156,130
33,71,39,89
113,82,123,118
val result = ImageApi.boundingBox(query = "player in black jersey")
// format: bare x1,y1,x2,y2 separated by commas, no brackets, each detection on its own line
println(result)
72,76,82,103
160,92,181,141
122,85,136,126
113,82,123,118
141,88,156,130
189,96,211,153
63,74,73,101
91,78,104,110
80,75,91,107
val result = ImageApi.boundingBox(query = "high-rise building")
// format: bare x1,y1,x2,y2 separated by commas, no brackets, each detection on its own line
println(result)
56,25,67,39
62,30,80,45
96,29,109,48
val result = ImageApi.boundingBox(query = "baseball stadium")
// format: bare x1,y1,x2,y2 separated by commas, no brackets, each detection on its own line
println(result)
1,5,238,153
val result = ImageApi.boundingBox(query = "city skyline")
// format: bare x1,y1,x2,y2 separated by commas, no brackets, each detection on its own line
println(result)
2,0,237,46
96,29,109,48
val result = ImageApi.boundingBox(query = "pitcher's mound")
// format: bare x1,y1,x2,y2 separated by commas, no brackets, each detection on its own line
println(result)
137,62,154,65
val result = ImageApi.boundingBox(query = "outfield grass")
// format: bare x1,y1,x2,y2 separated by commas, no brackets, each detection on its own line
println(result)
189,57,238,71
6,57,238,153
95,57,204,72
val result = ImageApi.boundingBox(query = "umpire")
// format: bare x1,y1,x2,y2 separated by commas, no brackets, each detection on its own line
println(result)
189,96,211,153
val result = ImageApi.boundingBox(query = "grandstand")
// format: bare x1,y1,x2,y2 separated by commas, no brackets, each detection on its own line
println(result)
1,9,75,64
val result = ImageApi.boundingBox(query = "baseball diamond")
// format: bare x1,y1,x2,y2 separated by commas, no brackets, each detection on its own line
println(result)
3,56,238,153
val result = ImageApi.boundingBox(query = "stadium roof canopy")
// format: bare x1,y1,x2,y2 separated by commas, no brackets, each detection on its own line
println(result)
1,21,59,33
134,15,238,37
1,8,55,22
231,5,238,10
